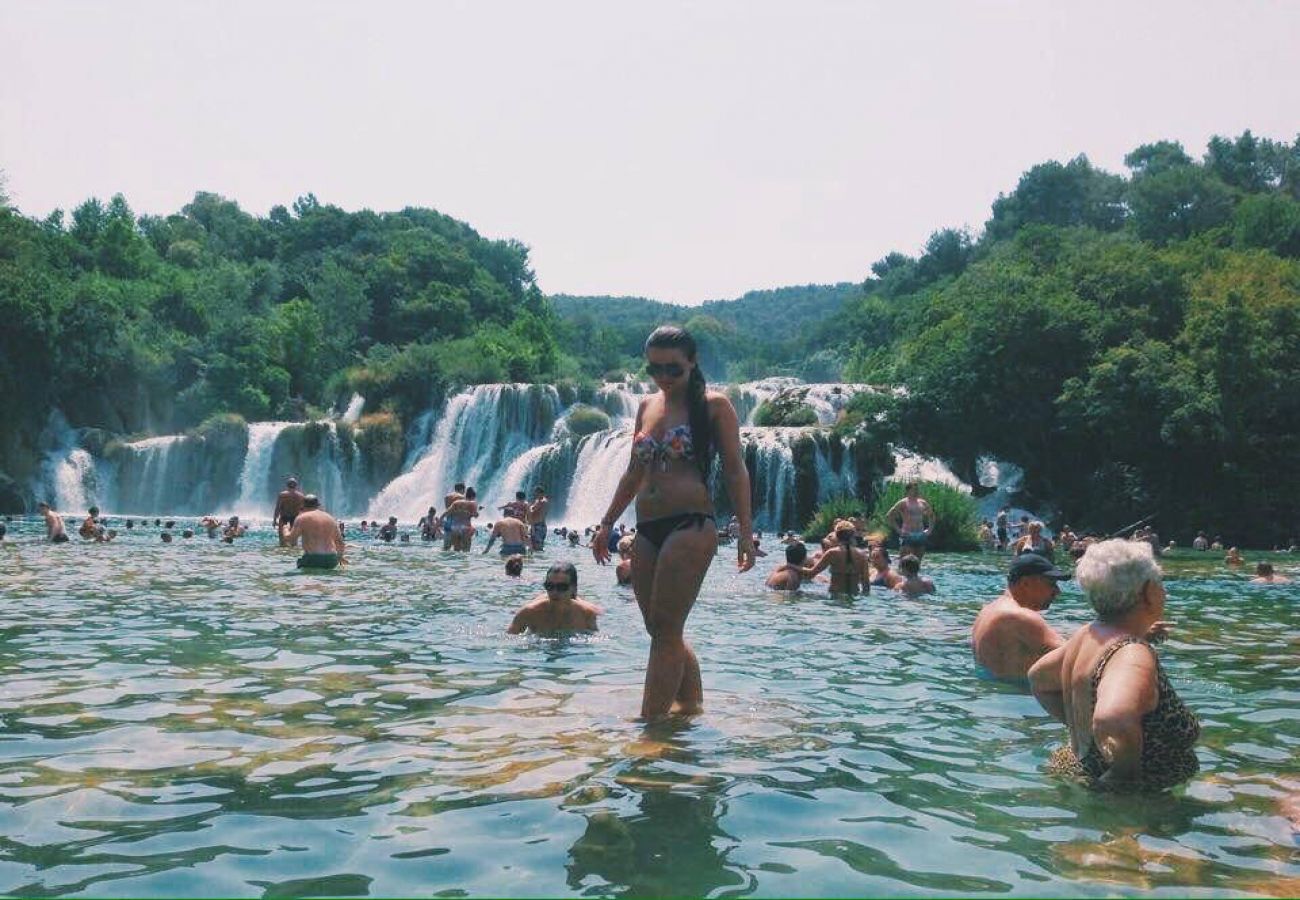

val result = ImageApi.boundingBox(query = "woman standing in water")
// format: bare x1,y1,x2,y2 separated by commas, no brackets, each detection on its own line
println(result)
593,326,755,720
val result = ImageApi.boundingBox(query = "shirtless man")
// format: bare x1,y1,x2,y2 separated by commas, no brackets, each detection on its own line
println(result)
483,514,530,556
500,491,529,522
286,495,346,569
895,554,936,597
442,482,465,550
377,516,398,542
1250,561,1292,584
887,482,934,559
272,477,305,546
528,486,550,551
38,502,69,543
971,552,1067,681
766,541,807,590
802,519,870,594
507,563,599,635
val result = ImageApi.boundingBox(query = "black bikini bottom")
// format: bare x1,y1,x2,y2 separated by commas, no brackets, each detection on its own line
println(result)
637,512,715,550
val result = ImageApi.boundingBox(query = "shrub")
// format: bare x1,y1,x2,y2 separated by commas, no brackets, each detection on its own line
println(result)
753,397,819,426
868,479,979,551
355,412,404,483
566,404,611,438
802,495,869,542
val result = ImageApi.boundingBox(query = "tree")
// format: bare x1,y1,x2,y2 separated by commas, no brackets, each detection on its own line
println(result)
1127,166,1236,245
1124,141,1193,177
986,155,1126,239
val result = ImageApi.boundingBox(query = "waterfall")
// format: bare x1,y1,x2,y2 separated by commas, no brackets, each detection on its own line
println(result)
366,384,561,521
233,422,293,517
117,435,186,513
341,394,365,424
563,431,635,528
742,428,797,530
33,411,106,513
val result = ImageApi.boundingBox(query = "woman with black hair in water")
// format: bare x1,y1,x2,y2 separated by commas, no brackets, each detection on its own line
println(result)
592,326,755,719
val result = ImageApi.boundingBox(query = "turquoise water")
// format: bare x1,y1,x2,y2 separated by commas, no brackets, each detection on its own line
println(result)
0,521,1297,897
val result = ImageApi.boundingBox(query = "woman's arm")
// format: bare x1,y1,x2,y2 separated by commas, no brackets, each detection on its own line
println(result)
1028,645,1067,721
710,394,754,572
593,401,648,564
1091,643,1159,787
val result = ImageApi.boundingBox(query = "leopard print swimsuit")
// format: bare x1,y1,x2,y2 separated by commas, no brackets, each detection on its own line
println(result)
1051,637,1200,791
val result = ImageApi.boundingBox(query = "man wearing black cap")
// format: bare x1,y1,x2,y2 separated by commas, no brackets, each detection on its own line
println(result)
971,553,1069,682
273,476,305,546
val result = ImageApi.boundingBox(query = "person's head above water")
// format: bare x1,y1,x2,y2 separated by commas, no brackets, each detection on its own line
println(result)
454,482,466,494
533,485,545,497
514,491,526,502
465,487,476,500
544,562,578,598
899,554,922,577
302,495,321,510
88,506,100,517
785,541,808,565
286,477,298,489
505,555,524,577
37,501,50,512
387,516,397,525
645,325,713,478
1256,561,1274,577
1008,552,1068,610
1075,539,1163,622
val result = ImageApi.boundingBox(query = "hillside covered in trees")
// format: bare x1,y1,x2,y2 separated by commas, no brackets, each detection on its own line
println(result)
551,283,860,381
830,131,1300,542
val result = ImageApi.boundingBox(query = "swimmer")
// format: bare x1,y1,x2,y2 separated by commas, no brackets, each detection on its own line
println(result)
802,519,869,594
201,516,221,539
868,545,904,590
0,520,5,541
567,530,581,548
528,486,549,551
1192,531,1209,551
972,553,1068,681
181,528,194,539
995,506,1010,551
483,514,529,556
223,516,245,539
1250,562,1291,584
445,487,478,552
615,534,635,585
378,516,398,542
895,554,935,597
79,506,102,541
442,482,466,550
504,554,524,577
37,502,68,543
977,521,996,551
1013,520,1056,560
507,562,599,635
1225,547,1245,567
286,495,346,570
273,476,305,546
887,482,934,559
160,531,173,543
765,541,808,590
419,506,440,542
499,491,529,522
103,528,117,542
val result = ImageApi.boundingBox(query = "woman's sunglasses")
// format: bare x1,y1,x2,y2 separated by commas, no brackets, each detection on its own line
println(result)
645,362,686,378
543,581,572,592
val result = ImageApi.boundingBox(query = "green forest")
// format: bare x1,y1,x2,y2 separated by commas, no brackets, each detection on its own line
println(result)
2,130,1298,541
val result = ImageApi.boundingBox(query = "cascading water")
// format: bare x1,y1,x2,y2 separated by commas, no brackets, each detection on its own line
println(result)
366,384,562,521
233,422,293,516
32,379,1030,530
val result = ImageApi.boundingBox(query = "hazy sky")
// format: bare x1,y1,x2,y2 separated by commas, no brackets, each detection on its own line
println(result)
3,1,1297,304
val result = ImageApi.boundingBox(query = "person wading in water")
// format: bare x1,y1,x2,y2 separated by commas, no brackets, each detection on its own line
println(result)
593,326,755,720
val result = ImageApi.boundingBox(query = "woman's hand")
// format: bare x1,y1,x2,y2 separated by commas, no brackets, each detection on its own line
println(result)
736,535,756,573
592,525,612,565
1144,621,1175,644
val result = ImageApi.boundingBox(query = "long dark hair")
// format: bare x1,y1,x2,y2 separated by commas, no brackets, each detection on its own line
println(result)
645,325,712,480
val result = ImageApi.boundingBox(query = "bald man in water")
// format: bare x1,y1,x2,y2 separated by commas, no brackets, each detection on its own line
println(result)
286,495,346,569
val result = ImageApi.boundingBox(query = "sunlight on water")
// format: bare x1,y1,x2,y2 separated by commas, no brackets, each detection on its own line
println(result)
0,520,1296,897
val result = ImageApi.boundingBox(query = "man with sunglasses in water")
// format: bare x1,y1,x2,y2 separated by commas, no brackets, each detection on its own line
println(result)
507,562,599,635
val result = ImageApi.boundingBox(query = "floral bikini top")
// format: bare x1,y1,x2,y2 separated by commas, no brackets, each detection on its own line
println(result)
632,424,695,466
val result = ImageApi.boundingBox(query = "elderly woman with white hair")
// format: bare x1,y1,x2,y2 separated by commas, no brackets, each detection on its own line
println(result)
1028,539,1199,791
